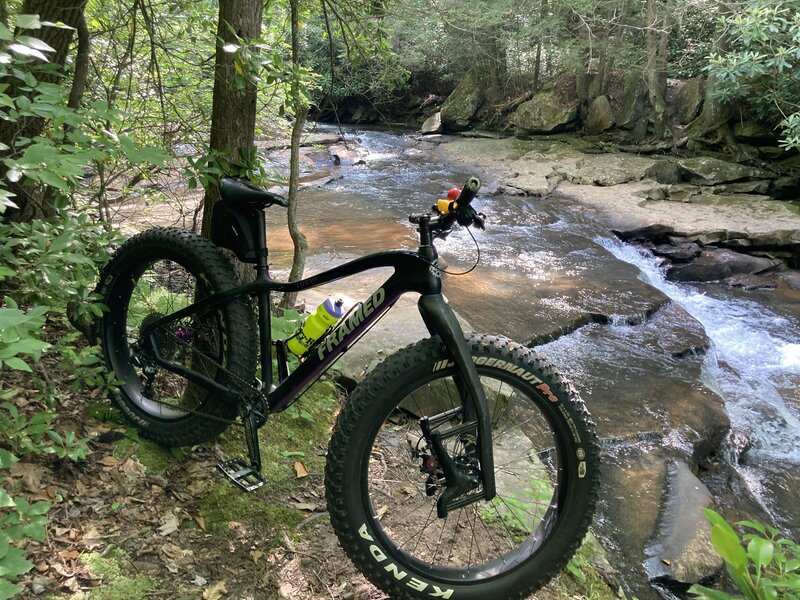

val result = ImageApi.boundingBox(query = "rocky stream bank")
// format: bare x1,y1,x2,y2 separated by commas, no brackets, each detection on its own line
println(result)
266,125,800,599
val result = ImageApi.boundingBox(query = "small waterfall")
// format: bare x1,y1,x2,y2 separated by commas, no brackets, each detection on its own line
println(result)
595,236,800,467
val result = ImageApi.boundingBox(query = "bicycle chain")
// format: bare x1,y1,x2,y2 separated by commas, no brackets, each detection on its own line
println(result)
136,313,267,428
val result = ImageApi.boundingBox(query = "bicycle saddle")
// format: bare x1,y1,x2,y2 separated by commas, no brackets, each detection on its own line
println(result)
219,177,288,209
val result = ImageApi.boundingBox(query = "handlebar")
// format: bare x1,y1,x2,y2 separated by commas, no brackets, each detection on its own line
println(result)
409,176,485,232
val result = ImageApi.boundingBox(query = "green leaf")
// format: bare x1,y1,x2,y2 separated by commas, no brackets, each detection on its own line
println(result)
15,14,41,30
2,357,31,372
710,523,748,572
0,23,13,41
14,36,55,53
8,43,48,62
748,537,774,572
688,583,741,600
0,450,18,469
0,546,34,578
0,579,20,600
0,488,14,508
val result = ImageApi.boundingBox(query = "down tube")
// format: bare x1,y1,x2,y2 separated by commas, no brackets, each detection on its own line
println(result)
266,280,405,412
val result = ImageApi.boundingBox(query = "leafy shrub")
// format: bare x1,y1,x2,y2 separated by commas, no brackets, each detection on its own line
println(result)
690,509,800,600
706,1,800,149
0,449,50,600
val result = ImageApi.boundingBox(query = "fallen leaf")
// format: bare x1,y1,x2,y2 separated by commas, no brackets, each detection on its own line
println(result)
203,580,228,600
158,514,179,536
376,505,389,519
9,462,47,492
291,502,317,512
58,550,79,561
250,550,263,563
193,575,208,587
293,461,308,478
121,456,146,479
98,455,119,467
194,515,206,531
35,562,49,572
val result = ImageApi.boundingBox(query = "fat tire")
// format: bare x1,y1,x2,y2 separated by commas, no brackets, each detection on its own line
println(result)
98,227,257,446
326,334,599,600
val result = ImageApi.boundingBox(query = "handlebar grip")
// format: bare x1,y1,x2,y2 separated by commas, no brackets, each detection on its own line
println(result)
456,177,481,207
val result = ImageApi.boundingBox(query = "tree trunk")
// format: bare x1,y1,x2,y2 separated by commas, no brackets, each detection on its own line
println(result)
0,0,88,221
279,0,308,310
644,0,672,139
67,10,90,110
200,0,263,238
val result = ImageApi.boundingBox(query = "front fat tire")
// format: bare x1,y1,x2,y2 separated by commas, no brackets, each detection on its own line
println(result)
98,227,257,447
326,334,599,600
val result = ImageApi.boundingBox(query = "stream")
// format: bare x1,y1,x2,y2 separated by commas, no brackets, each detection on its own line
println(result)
266,125,800,598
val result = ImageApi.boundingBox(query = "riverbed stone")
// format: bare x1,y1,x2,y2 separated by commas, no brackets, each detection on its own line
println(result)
510,89,578,134
564,153,657,186
675,77,705,125
667,248,779,282
440,71,485,131
653,242,702,262
644,461,722,585
585,95,615,135
677,157,775,184
421,111,443,134
644,160,683,184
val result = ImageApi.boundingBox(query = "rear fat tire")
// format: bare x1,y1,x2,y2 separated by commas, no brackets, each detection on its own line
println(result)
98,227,257,446
326,334,599,600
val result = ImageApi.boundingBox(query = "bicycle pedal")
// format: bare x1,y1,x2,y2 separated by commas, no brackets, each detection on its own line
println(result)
217,458,266,492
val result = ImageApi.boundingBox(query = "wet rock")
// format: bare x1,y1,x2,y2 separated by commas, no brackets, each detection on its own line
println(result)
724,274,778,290
614,224,675,243
733,120,778,145
675,77,705,125
421,111,443,135
644,160,682,184
653,242,701,262
677,157,775,185
440,70,485,131
667,248,779,282
619,71,648,130
644,461,723,585
329,144,366,166
585,95,615,135
510,89,579,134
777,270,800,290
711,180,771,195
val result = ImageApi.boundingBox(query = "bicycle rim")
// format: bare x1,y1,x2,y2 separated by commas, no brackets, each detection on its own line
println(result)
107,258,225,420
364,369,564,579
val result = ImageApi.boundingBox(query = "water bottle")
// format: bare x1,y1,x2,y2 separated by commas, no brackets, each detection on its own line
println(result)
286,298,345,356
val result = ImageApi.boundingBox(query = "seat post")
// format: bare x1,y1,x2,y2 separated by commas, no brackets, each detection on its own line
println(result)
254,212,273,390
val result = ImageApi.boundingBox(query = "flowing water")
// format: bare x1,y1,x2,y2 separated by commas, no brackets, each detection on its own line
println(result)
267,125,800,597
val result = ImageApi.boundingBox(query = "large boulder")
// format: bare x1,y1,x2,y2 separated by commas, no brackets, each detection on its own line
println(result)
440,71,485,131
677,157,775,184
585,95,615,135
619,71,648,130
644,461,723,585
667,248,779,282
675,77,705,125
421,111,443,135
510,89,578,134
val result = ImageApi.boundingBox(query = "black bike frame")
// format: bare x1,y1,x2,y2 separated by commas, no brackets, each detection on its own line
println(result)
140,225,496,499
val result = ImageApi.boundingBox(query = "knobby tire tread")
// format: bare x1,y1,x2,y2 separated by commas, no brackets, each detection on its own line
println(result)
326,334,600,600
99,227,256,447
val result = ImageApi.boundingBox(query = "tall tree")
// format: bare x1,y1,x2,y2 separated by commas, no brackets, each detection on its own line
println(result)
644,0,672,138
200,0,262,238
280,0,309,310
0,0,88,221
